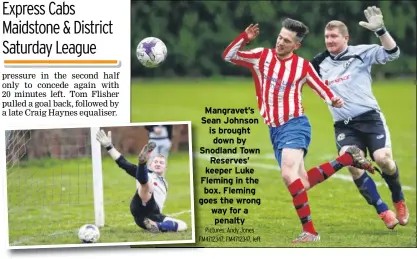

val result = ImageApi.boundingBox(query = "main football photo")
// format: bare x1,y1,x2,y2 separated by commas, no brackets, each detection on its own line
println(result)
131,1,416,247
5,122,195,249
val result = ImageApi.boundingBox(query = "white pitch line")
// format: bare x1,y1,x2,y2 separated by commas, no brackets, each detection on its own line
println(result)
167,210,192,217
10,230,75,246
10,210,192,246
195,153,415,191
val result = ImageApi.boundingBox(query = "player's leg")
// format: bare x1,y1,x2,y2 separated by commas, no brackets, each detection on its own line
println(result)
367,112,408,226
282,148,321,243
270,116,319,243
297,159,309,188
133,216,147,230
334,121,398,229
301,126,374,190
372,147,408,225
144,216,187,233
158,138,172,159
304,146,375,190
341,146,398,229
131,194,173,233
130,192,151,230
136,142,157,202
163,216,187,231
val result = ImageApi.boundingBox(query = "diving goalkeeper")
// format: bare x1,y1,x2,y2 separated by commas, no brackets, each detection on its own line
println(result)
96,129,187,233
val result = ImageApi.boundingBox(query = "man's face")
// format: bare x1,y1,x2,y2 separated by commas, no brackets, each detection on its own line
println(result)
325,28,348,55
276,28,300,57
150,156,166,175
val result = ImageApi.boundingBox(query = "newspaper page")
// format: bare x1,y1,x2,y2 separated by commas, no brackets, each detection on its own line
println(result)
1,1,415,259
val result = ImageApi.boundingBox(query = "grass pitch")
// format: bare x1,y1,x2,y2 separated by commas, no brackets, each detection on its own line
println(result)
7,153,193,247
6,78,414,248
131,78,416,248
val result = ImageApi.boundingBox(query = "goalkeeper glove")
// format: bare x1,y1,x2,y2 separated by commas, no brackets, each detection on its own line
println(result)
96,129,113,150
359,6,385,33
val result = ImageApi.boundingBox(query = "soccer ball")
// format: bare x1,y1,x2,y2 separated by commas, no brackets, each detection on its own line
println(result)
136,37,167,68
78,224,100,243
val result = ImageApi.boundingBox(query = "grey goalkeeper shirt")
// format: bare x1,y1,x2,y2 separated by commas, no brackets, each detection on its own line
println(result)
311,44,400,122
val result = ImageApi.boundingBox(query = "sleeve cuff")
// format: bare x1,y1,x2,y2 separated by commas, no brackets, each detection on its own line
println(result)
327,93,335,104
384,45,399,54
326,99,333,105
241,31,249,42
375,26,387,37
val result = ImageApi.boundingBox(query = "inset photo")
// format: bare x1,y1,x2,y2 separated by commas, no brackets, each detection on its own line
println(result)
5,122,195,249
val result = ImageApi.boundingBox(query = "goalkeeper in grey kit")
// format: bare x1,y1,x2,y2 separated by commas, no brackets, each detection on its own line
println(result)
96,129,187,232
311,6,409,229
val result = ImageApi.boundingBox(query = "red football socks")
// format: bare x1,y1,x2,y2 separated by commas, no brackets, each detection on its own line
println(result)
336,152,354,166
307,153,353,188
288,178,317,235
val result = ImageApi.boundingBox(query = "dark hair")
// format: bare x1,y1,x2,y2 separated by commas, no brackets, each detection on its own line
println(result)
282,18,309,42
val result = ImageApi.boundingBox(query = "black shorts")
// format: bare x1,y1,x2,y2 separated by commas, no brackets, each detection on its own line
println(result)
334,110,391,160
130,191,166,229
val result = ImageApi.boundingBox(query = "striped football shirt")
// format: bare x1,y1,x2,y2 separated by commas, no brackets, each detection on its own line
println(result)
222,32,335,127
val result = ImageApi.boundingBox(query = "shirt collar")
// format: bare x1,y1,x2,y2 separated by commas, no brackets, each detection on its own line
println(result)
330,46,348,60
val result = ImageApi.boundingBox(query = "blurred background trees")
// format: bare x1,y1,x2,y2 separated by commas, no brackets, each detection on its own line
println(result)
131,0,416,79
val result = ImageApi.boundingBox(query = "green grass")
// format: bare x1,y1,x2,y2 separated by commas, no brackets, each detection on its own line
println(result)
130,78,416,247
7,153,193,247
7,78,415,248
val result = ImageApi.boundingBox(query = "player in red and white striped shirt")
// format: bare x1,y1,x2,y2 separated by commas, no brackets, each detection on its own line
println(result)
222,19,376,243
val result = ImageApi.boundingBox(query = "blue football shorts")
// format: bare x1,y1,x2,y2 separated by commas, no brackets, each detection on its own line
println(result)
269,115,312,168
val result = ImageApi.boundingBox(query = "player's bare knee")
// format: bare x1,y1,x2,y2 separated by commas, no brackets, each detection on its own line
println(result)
281,158,297,170
373,148,395,172
281,160,298,184
281,169,301,186
281,149,303,185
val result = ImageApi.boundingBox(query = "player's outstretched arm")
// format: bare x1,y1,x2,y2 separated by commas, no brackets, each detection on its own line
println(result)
222,23,263,68
96,129,137,178
305,62,344,108
358,6,400,64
